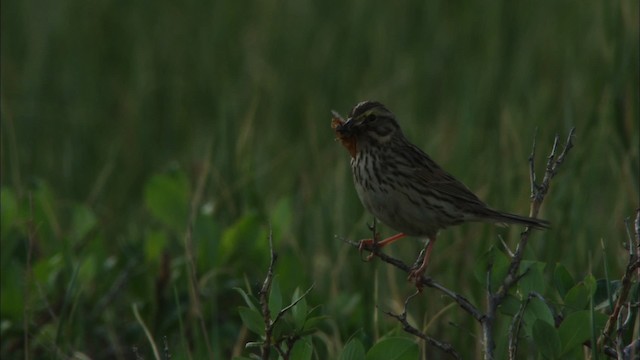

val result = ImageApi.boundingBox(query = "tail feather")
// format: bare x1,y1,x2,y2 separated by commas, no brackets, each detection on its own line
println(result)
492,211,550,230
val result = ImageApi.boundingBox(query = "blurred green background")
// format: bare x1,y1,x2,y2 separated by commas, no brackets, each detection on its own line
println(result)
2,0,638,358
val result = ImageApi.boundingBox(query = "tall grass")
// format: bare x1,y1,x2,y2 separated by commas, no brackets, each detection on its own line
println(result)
2,0,638,358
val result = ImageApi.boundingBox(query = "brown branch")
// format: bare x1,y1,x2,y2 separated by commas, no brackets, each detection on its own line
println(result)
259,228,278,360
598,209,640,349
383,291,460,358
481,128,576,359
346,238,485,322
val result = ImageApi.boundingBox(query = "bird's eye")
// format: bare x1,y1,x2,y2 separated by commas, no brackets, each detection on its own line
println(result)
364,114,376,123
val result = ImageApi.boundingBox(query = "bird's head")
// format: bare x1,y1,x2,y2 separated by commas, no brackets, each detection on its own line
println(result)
336,101,401,146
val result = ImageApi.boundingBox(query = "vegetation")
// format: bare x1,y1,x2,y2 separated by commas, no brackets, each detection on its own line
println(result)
2,0,638,358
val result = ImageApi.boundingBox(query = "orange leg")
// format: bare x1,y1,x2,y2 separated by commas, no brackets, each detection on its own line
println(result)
408,236,437,288
358,233,407,261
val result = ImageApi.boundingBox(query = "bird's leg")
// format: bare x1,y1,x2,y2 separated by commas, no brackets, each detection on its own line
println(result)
359,233,407,261
408,236,436,289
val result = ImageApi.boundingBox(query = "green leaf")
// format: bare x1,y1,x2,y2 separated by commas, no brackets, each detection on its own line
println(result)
269,276,282,319
474,247,510,292
70,205,97,243
563,283,589,314
583,274,597,296
233,287,259,311
593,279,620,311
339,338,366,360
366,337,418,360
31,179,60,244
532,320,561,358
77,255,97,287
289,337,313,360
523,297,555,336
518,261,546,296
144,230,168,263
271,317,290,341
238,306,265,337
553,263,574,298
144,171,190,231
291,287,308,329
271,196,293,240
218,213,264,263
300,315,329,336
558,310,607,354
499,294,522,316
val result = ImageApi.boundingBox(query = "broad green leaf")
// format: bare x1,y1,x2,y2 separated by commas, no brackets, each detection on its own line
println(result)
474,247,510,292
238,306,265,337
78,255,97,287
532,320,561,358
144,230,167,262
558,310,607,354
143,171,190,231
523,297,555,336
339,338,366,360
563,283,590,314
269,276,282,319
289,337,313,360
366,337,418,360
499,294,522,316
218,213,264,263
300,316,329,336
33,254,63,287
583,274,597,296
553,263,574,298
518,261,546,295
70,205,97,243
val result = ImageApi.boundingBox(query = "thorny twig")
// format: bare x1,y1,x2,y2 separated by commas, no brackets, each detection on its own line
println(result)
384,291,460,358
597,209,640,351
507,292,561,360
259,229,278,360
482,128,575,359
346,238,485,322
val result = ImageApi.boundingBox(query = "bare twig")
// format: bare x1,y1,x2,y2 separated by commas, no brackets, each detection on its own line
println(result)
259,229,278,360
484,128,575,359
272,285,314,325
383,292,460,358
345,238,485,322
508,292,561,359
132,303,161,360
598,209,640,349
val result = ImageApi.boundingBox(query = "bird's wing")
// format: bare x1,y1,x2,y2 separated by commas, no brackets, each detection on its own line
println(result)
413,166,488,209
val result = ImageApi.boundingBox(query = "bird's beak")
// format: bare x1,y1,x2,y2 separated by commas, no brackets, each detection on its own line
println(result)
336,118,354,136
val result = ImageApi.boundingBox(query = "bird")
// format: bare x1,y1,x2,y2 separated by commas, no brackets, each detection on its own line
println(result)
332,100,549,283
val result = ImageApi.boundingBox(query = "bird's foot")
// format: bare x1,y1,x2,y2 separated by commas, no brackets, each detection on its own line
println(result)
358,239,377,261
407,267,426,291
